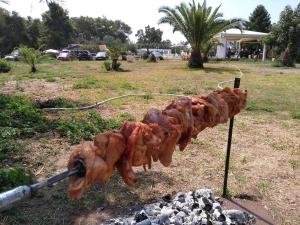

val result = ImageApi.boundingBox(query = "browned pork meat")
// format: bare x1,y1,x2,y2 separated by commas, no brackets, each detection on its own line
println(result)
67,87,247,199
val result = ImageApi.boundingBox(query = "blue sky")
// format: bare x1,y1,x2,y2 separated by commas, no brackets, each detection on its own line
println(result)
2,0,299,43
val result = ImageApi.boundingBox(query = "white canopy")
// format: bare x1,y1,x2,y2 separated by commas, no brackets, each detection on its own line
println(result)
215,29,269,60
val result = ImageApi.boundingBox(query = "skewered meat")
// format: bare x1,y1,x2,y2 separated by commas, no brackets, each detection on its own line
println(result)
67,87,247,200
68,131,125,200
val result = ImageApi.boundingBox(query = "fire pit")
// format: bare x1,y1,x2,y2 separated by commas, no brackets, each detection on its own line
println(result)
108,189,256,225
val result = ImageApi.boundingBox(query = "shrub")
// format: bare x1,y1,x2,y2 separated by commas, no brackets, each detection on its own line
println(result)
0,167,33,192
0,59,11,73
282,48,295,67
148,53,157,62
291,111,300,119
103,60,111,71
56,111,121,143
142,52,149,60
19,45,39,73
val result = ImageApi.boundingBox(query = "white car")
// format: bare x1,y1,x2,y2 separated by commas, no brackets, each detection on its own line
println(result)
150,51,164,60
95,52,108,60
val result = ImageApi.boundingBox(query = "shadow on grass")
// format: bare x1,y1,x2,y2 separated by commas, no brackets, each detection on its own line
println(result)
0,170,174,225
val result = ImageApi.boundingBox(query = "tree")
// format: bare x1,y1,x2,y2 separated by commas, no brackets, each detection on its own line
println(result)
159,0,240,69
265,4,300,63
19,45,39,73
0,10,29,56
246,5,271,32
135,25,163,50
109,46,122,71
26,17,42,49
71,16,132,45
41,2,73,49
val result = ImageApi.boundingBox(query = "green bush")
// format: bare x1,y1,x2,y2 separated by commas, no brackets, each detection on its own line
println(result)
0,59,11,73
291,111,300,119
103,60,111,71
19,45,39,73
0,167,33,192
56,111,121,143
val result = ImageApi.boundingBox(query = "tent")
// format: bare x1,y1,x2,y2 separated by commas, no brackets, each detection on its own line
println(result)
215,29,269,60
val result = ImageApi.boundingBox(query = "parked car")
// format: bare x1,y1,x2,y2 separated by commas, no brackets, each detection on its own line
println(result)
150,51,164,60
4,50,20,61
95,52,108,60
91,53,96,60
78,51,93,60
57,50,76,61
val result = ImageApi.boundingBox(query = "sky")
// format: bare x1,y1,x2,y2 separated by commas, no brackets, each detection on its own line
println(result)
2,0,300,43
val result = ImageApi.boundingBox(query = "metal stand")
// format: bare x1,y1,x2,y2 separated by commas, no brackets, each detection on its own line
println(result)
222,78,240,197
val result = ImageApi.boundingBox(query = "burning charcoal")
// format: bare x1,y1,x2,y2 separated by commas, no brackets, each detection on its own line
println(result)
134,210,148,222
212,209,226,222
212,202,221,210
191,202,200,210
159,208,174,224
162,193,172,203
159,202,168,208
195,189,212,198
136,219,151,225
223,210,256,225
202,197,213,212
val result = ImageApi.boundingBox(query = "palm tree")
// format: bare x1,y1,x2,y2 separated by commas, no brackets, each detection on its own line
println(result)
159,0,240,68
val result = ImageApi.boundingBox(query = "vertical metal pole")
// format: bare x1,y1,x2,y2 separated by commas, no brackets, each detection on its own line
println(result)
222,77,240,197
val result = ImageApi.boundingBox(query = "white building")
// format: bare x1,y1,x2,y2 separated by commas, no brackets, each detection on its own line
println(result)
215,29,269,60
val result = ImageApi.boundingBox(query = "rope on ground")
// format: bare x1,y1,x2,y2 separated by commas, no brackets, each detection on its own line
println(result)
43,93,187,111
217,65,244,89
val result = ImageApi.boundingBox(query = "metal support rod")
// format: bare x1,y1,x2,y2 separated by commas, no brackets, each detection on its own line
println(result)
222,78,240,198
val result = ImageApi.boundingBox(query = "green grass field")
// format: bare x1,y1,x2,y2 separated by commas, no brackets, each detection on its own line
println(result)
0,59,299,225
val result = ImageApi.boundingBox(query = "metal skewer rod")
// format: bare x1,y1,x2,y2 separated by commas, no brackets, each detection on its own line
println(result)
0,160,85,212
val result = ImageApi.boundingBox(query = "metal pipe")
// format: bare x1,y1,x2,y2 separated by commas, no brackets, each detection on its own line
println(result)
222,77,240,197
0,160,85,212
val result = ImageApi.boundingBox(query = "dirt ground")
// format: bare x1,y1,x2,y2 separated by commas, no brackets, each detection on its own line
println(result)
0,60,299,225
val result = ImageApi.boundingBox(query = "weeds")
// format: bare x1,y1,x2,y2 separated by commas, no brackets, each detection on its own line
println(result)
0,59,11,73
166,86,181,94
73,78,100,89
56,111,120,143
0,167,34,192
121,82,136,90
246,99,274,112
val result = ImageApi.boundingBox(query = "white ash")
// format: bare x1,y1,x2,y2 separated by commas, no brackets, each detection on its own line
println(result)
108,189,256,225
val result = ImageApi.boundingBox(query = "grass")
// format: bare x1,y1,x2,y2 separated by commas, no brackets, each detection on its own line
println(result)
0,60,299,225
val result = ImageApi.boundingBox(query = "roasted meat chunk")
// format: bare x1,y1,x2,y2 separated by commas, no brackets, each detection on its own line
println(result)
67,87,247,199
